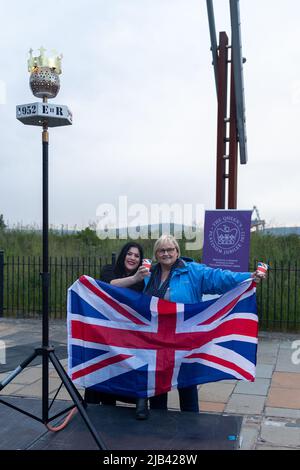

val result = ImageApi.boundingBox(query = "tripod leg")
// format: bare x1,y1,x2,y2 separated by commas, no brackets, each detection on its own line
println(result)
49,352,85,405
42,348,49,423
49,351,107,450
0,350,38,391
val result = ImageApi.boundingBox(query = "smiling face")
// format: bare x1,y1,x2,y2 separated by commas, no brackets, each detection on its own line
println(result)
124,246,141,273
155,242,179,269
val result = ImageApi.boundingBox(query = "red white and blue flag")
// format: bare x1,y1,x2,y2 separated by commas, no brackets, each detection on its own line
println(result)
67,275,258,398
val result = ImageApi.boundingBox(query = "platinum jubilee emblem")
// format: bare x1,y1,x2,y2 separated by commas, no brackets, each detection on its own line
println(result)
202,210,252,272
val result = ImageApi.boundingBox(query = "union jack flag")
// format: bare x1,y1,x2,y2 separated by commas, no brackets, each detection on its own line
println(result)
67,275,258,398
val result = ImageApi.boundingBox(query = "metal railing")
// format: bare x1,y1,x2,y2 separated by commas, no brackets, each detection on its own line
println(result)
254,260,300,331
0,251,299,331
0,251,116,319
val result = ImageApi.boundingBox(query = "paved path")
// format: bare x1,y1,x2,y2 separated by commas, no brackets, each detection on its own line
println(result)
1,318,300,450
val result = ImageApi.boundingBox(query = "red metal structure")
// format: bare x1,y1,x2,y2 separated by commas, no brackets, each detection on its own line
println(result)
215,34,238,210
207,0,248,210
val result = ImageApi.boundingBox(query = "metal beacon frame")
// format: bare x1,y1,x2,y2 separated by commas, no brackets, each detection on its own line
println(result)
206,0,248,209
0,48,106,451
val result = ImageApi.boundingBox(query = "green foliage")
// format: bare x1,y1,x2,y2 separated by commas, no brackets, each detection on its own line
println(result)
250,232,300,265
0,214,6,231
75,227,100,246
0,228,299,262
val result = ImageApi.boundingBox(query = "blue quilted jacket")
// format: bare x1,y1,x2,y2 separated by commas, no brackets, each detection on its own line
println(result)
144,258,251,304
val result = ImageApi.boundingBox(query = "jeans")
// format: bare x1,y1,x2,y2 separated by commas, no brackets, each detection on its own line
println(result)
149,385,199,412
84,388,116,405
84,388,135,405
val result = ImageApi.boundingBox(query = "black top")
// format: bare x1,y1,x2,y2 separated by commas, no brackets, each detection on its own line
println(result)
100,264,145,292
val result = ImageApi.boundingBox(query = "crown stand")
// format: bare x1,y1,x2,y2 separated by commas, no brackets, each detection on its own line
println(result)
0,48,106,450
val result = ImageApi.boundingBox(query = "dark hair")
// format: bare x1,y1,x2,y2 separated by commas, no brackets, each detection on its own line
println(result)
113,242,144,277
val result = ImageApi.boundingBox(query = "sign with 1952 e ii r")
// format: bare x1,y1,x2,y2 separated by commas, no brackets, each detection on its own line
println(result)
16,102,72,127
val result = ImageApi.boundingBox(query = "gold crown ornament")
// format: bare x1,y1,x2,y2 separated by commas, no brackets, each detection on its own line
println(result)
28,47,63,99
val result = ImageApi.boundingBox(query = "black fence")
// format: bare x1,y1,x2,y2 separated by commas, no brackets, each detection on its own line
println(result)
0,251,299,331
0,251,115,320
254,260,299,331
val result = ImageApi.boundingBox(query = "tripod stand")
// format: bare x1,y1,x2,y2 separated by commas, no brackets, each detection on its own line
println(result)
0,106,106,450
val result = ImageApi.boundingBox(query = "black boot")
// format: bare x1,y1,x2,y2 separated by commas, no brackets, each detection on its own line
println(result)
135,398,149,420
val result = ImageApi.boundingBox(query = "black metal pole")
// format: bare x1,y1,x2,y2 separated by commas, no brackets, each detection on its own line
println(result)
41,109,50,423
42,124,49,348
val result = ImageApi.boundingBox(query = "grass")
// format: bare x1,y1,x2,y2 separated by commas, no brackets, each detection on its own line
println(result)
1,227,300,262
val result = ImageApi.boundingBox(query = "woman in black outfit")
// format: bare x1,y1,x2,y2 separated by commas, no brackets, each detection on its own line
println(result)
84,242,150,420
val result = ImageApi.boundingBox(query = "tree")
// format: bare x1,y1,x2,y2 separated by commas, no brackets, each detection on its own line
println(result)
76,227,99,246
0,214,6,231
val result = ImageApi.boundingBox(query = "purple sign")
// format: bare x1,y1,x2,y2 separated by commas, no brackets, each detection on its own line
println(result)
202,210,252,272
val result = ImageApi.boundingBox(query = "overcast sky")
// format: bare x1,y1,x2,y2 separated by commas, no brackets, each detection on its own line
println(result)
0,0,299,230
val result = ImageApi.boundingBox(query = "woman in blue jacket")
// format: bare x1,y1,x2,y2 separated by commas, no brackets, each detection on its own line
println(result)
144,234,266,412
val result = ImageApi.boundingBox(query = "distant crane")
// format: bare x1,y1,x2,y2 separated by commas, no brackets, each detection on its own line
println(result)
251,206,265,231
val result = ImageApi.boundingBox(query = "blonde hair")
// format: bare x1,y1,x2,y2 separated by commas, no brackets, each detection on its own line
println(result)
153,234,181,260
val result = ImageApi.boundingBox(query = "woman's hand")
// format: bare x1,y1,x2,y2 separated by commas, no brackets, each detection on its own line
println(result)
110,266,150,288
133,266,151,282
251,270,267,283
